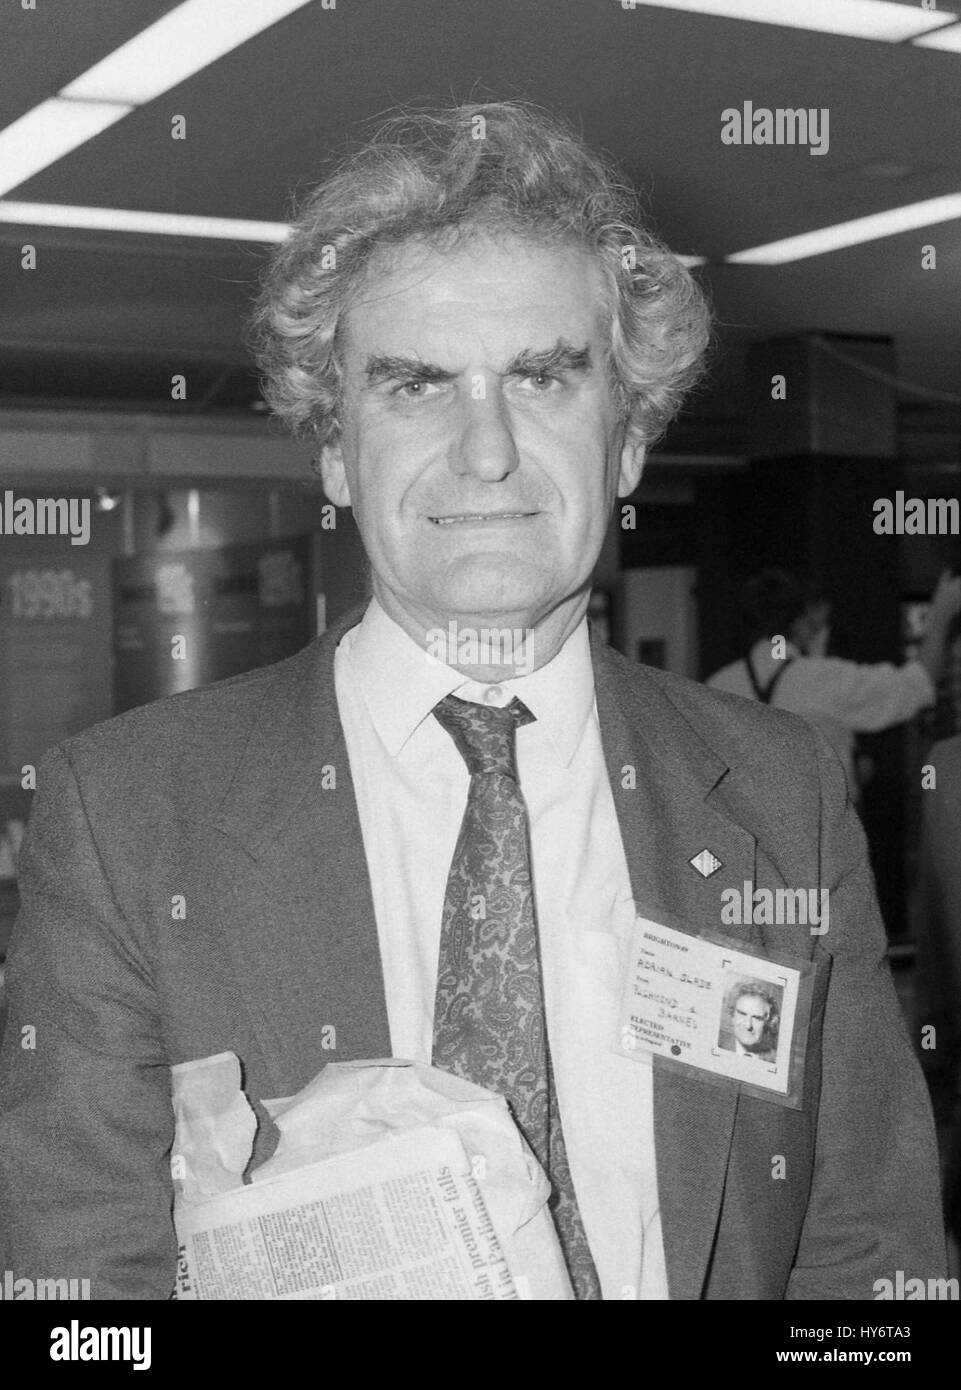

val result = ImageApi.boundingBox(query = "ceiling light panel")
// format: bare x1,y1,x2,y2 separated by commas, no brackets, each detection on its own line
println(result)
0,99,132,199
624,0,954,43
725,192,961,263
61,0,316,106
912,20,961,50
0,201,290,241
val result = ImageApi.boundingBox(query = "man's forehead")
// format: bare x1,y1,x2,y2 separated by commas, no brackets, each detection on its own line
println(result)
339,232,608,359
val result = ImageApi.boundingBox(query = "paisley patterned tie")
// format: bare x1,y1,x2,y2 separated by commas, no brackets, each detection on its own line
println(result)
432,693,603,1299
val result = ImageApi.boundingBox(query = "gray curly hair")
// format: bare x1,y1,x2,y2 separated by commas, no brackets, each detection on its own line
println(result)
250,101,711,448
731,982,779,1023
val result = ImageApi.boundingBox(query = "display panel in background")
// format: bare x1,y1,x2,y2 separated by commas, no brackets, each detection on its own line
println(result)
113,535,312,713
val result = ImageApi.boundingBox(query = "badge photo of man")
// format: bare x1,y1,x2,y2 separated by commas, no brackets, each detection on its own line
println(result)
717,982,781,1065
0,101,947,1301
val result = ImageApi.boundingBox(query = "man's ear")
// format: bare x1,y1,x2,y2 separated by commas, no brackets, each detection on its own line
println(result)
616,436,646,499
318,437,352,508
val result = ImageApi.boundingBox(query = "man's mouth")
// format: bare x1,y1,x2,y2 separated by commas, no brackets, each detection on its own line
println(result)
428,511,536,525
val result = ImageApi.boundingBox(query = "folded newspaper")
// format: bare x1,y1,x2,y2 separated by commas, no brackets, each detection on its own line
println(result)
170,1053,574,1300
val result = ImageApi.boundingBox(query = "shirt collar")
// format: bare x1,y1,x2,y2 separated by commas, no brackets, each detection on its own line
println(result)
343,597,595,767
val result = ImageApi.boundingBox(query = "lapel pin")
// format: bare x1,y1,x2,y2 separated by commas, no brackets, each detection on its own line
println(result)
690,849,723,879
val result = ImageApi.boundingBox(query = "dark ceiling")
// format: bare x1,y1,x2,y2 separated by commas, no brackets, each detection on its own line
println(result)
0,0,959,449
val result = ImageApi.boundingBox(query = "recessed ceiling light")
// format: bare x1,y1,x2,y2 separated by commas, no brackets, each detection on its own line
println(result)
821,158,948,184
0,200,290,241
623,0,954,43
725,192,961,263
858,159,923,180
94,487,123,513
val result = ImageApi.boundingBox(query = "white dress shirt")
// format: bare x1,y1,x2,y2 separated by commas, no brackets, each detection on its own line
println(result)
707,639,934,794
334,598,668,1299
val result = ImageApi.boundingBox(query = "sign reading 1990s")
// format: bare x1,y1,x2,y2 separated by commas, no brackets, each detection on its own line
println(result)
0,556,112,772
0,554,112,889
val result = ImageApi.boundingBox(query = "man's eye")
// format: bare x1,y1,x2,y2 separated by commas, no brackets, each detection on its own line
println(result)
394,379,439,399
520,371,561,392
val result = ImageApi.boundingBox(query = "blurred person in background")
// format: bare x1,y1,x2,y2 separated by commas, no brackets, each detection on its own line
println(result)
707,568,961,802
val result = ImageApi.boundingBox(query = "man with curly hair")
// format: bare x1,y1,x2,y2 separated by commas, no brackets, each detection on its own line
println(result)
718,984,780,1063
0,102,945,1301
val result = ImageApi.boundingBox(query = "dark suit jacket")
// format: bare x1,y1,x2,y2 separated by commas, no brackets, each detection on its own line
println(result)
0,607,946,1299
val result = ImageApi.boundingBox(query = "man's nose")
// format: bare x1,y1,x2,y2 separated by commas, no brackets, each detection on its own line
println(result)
450,387,520,482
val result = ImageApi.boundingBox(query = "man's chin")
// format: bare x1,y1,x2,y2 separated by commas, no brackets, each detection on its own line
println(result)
429,568,548,625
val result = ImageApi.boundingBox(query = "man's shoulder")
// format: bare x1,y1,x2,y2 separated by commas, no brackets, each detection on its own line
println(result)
52,636,328,801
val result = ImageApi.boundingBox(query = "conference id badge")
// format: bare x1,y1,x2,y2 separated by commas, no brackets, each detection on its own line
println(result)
614,910,818,1109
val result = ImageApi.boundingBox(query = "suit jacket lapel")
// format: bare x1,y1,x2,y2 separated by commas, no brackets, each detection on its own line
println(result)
205,605,391,1096
592,635,758,1301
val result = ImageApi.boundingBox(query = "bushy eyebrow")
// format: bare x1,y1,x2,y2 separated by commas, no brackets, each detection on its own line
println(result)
363,341,592,386
364,354,455,385
505,342,592,377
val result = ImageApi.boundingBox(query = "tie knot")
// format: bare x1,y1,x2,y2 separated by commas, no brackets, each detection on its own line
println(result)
433,693,534,778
